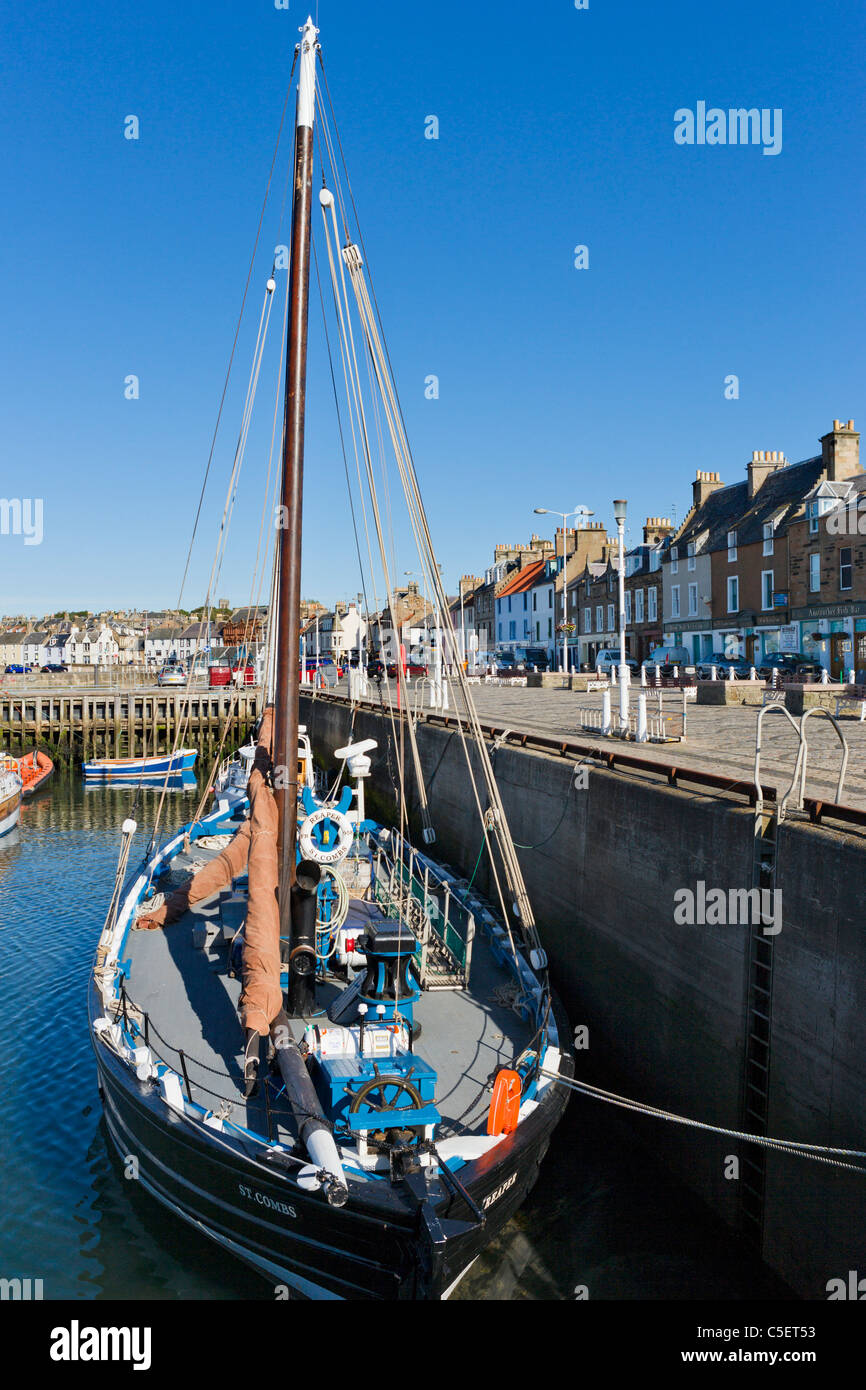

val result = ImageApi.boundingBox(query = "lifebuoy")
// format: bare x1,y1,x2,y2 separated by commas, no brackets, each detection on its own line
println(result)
487,1068,522,1136
298,805,354,865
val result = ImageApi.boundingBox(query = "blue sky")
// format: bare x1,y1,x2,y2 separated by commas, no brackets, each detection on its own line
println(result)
1,0,864,614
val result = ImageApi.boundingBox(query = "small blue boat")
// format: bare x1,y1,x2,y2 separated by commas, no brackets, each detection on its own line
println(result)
82,749,198,781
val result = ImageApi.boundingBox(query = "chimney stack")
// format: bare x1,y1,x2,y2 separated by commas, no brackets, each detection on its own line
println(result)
747,449,787,499
643,516,675,545
692,470,724,510
821,418,860,482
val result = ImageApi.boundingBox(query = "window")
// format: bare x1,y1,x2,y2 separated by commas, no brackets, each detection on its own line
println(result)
507,596,512,612
688,583,698,616
635,589,645,623
585,577,590,598
687,542,696,571
671,585,680,618
728,530,737,561
809,553,820,593
536,622,540,639
763,521,774,555
607,604,615,631
533,592,537,610
841,547,853,591
509,620,516,639
497,623,503,640
671,548,679,575
584,607,592,632
650,549,661,572
808,501,819,534
761,570,774,610
647,587,657,621
727,576,739,612
548,590,552,608
548,618,552,638
523,593,527,610
625,591,632,623
596,605,603,632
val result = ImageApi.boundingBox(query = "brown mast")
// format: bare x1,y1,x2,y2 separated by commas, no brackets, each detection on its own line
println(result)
274,16,318,931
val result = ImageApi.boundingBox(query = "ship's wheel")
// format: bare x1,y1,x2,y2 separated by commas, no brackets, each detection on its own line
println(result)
349,1074,424,1147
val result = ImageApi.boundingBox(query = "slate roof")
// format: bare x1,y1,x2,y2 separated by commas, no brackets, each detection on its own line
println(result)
676,456,825,553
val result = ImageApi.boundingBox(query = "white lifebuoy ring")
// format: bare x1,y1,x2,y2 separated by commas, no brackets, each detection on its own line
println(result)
298,806,354,865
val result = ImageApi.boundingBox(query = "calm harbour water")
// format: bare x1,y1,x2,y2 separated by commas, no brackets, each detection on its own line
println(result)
0,774,790,1301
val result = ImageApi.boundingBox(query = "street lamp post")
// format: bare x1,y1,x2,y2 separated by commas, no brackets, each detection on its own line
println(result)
613,498,628,730
534,504,594,673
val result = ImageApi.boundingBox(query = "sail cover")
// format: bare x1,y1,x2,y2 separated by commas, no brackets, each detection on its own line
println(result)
238,763,283,1036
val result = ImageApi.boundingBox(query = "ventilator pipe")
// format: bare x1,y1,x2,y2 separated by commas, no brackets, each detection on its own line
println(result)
271,1010,348,1207
287,858,322,1018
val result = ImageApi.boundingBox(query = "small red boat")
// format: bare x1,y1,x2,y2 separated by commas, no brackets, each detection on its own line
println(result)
17,749,54,798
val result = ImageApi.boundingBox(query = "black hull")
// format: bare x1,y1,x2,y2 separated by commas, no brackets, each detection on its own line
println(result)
89,981,572,1300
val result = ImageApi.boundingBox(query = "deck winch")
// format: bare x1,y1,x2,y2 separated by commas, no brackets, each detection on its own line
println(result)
357,918,420,1025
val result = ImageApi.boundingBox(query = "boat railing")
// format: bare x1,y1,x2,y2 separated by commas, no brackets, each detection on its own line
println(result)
371,841,474,990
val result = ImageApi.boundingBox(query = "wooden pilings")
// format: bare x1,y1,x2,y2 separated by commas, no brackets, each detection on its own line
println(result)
0,686,260,762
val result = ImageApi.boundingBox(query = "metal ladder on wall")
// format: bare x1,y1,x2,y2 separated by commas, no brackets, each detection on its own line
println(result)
741,707,849,1243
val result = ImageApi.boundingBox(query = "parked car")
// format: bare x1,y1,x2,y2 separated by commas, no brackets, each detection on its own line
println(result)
366,656,386,679
157,664,187,687
495,649,527,674
525,646,551,671
757,653,824,681
40,662,68,673
641,646,692,677
386,660,428,678
595,649,639,676
694,652,753,679
4,663,33,674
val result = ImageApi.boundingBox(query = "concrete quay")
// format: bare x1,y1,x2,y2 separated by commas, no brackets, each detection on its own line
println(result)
302,688,866,1298
331,677,866,814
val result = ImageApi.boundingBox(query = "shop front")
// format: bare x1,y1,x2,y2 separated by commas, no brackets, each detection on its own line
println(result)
791,601,866,679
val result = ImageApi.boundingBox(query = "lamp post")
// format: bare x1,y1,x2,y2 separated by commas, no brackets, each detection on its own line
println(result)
534,504,594,673
613,498,628,730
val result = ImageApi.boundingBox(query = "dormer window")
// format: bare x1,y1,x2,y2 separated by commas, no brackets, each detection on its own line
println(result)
687,541,696,571
727,530,737,561
671,547,679,575
807,501,819,534
763,521,775,555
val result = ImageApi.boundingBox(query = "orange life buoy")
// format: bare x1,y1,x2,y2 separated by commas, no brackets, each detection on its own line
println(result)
487,1068,522,1136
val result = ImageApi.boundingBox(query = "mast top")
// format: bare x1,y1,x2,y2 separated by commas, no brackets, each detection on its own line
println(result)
297,16,319,131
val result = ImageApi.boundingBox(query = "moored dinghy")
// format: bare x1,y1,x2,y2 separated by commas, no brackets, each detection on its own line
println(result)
18,748,54,798
89,15,572,1300
83,749,197,781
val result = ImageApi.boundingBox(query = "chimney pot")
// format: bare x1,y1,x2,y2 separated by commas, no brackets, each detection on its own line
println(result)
834,419,841,430
848,420,855,430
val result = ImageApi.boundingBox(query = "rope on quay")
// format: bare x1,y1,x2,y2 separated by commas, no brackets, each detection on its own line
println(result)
541,1071,866,1176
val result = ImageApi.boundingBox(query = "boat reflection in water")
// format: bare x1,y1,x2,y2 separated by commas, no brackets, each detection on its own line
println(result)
84,772,198,794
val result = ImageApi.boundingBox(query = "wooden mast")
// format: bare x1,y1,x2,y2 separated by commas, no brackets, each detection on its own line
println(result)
274,16,318,935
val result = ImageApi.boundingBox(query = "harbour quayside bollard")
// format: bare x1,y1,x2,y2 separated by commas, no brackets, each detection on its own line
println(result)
847,667,855,685
640,664,647,687
729,666,736,682
710,664,717,680
820,667,829,685
636,691,648,742
772,667,779,688
601,687,612,736
750,667,757,681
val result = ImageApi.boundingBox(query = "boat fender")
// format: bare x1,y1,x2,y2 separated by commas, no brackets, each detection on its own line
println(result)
486,1068,522,1137
298,806,354,865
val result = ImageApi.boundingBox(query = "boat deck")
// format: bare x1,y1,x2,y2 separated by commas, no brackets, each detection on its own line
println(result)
123,840,535,1150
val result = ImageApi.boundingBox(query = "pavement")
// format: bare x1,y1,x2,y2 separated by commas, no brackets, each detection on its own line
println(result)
320,676,866,815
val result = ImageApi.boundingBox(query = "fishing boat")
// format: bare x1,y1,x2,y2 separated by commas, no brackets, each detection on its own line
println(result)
0,755,23,838
83,749,197,781
89,16,572,1301
17,748,54,798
